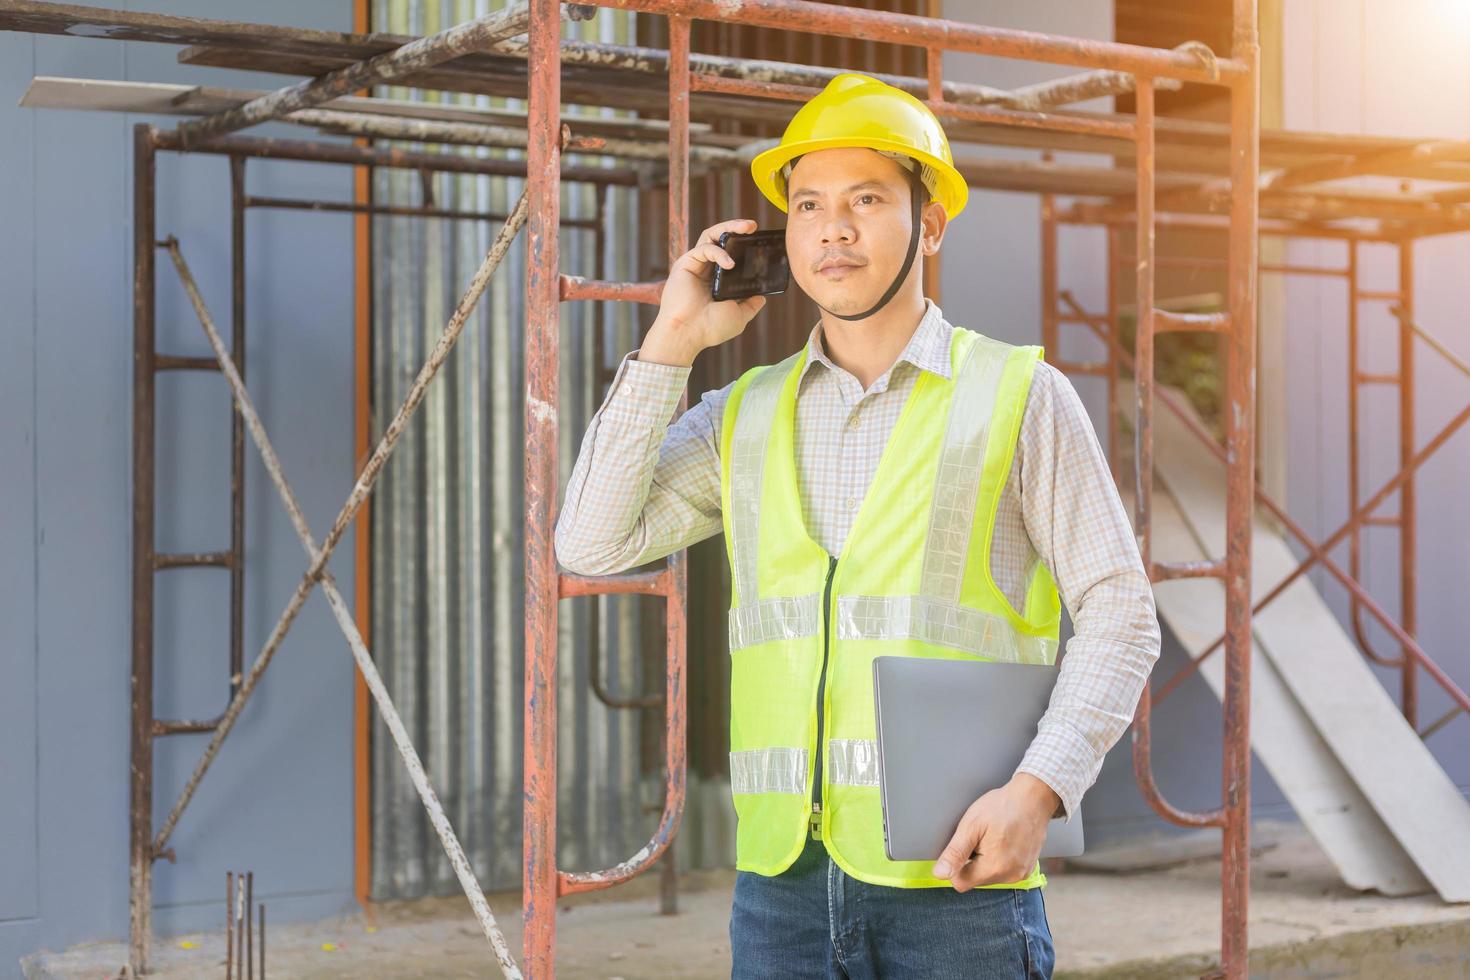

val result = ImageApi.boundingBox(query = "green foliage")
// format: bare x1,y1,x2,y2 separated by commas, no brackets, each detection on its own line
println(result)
1117,303,1226,443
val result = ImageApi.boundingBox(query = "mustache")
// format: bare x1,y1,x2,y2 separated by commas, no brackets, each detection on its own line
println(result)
813,251,867,272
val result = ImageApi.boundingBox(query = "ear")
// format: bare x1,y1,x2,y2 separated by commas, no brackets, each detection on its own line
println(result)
920,199,948,257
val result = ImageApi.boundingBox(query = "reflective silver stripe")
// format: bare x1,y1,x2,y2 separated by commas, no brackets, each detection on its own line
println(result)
729,746,808,795
827,738,880,787
728,593,822,653
921,335,1009,602
728,352,803,607
836,593,1058,665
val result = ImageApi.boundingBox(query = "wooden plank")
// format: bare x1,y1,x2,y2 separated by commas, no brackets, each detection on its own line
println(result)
1150,389,1470,903
19,76,209,115
0,0,371,49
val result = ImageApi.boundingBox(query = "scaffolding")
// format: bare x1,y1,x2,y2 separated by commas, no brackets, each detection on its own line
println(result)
8,0,1470,977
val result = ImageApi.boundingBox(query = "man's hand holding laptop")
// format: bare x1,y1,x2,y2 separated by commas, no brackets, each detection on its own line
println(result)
930,772,1061,892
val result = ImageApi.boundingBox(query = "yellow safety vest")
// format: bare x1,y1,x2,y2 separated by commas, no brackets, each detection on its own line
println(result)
718,326,1061,890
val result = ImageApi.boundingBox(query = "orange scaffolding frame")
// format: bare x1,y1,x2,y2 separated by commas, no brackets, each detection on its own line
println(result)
10,1,1470,977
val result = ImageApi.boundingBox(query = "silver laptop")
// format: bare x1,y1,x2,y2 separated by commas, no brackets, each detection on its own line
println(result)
873,655,1085,862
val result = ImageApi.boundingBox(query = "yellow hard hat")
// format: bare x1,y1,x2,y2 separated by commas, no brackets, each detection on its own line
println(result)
750,72,968,220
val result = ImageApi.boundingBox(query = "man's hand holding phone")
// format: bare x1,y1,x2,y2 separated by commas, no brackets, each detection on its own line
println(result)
640,218,770,368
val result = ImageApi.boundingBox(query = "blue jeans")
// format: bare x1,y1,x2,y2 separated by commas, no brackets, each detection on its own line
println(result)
730,835,1054,979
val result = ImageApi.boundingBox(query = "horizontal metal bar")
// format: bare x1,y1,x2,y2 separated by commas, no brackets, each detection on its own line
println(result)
694,63,1174,115
929,97,1135,141
155,354,223,372
154,717,222,737
278,107,741,163
1051,360,1109,376
1356,372,1402,385
1354,289,1403,301
1363,514,1401,527
243,194,600,228
147,128,643,185
690,72,810,103
1259,262,1350,277
1154,309,1230,334
1152,558,1227,582
1056,311,1110,325
559,567,672,598
154,551,233,570
1117,252,1229,270
1005,64,1175,110
558,275,664,305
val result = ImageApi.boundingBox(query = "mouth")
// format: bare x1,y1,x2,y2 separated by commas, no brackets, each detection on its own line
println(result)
817,260,865,278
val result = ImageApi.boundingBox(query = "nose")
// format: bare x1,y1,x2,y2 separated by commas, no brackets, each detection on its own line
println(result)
819,216,855,246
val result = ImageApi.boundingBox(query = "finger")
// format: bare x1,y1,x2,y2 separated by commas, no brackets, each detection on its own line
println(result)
736,294,767,318
695,217,758,248
952,849,999,892
676,243,735,280
931,825,978,881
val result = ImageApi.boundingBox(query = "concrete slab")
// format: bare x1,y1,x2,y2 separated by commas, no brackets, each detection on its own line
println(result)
25,823,1470,979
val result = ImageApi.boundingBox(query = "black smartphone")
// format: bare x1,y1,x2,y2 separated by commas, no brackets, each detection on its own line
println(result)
711,229,790,302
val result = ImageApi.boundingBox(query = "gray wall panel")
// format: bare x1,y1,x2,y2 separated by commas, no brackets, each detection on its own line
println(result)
0,30,40,927
0,2,358,975
1282,0,1470,793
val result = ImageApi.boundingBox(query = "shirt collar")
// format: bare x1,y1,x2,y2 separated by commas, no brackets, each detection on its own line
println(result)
799,297,954,390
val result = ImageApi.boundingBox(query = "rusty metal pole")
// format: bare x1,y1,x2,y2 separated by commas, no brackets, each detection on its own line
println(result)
230,156,247,703
1040,191,1059,364
1220,0,1260,974
1133,80,1155,576
523,0,563,973
129,122,157,980
1347,237,1364,653
225,871,234,980
1105,225,1122,488
659,11,693,924
1398,239,1418,727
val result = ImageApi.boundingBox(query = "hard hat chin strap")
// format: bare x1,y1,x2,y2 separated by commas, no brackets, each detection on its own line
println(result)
818,167,925,323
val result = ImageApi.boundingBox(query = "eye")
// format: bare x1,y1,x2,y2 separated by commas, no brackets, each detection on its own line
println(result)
797,200,818,212
857,194,879,205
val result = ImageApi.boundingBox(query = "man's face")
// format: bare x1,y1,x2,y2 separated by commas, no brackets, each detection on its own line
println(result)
784,147,934,318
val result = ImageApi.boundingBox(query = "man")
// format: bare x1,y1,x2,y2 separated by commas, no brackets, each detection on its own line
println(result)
555,73,1160,980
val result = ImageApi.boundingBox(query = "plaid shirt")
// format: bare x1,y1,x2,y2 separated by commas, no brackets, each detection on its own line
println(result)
554,298,1160,821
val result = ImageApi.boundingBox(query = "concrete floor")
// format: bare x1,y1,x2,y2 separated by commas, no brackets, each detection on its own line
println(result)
25,822,1470,979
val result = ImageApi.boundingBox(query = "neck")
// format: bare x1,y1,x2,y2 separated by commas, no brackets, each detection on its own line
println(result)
817,289,928,391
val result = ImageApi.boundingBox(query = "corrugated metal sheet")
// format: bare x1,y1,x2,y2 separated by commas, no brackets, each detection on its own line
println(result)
367,0,926,901
367,0,736,900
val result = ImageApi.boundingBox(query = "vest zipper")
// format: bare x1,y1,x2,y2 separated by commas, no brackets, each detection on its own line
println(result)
811,554,839,839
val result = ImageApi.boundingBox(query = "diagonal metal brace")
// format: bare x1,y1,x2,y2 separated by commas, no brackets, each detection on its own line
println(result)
151,191,529,980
